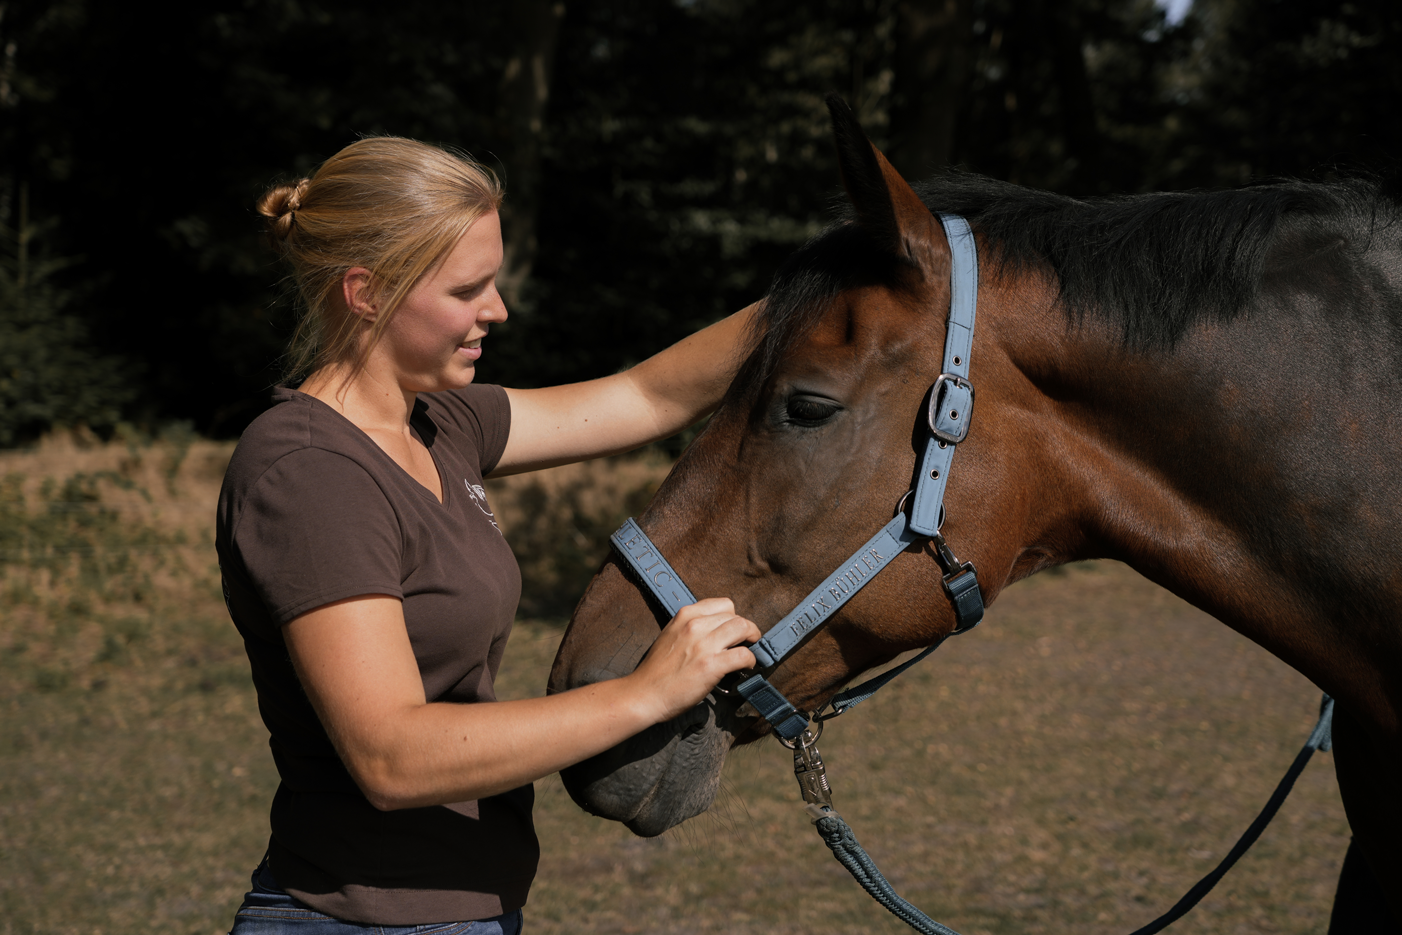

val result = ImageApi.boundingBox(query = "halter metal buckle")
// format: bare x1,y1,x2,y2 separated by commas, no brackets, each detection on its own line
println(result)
928,373,975,444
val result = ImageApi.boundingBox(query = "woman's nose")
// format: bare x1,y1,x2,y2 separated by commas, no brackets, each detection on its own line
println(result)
481,288,509,323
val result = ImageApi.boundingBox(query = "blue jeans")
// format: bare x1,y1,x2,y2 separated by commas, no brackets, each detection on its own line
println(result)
230,857,524,935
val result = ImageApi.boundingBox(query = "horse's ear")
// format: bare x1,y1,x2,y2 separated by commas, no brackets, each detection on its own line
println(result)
825,93,945,270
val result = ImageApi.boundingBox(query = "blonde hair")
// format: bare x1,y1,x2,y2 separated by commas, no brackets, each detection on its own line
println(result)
257,137,504,381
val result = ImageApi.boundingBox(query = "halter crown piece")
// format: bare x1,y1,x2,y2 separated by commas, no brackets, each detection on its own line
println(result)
612,214,984,741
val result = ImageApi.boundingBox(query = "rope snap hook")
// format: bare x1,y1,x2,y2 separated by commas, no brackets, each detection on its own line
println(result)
784,724,836,816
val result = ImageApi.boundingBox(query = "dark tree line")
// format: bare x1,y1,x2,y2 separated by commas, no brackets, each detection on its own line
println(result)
0,0,1398,442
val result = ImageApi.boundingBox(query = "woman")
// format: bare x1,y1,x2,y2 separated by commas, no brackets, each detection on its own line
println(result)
217,137,762,933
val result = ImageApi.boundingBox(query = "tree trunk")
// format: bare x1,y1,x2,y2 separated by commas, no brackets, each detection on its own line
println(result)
496,0,565,309
889,0,971,181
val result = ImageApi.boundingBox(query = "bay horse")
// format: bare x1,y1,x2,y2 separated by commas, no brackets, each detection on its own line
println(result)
547,98,1402,926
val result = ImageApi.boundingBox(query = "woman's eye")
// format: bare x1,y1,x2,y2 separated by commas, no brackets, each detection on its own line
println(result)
785,396,841,426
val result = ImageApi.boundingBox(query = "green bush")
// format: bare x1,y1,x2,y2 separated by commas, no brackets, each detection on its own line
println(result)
0,194,135,446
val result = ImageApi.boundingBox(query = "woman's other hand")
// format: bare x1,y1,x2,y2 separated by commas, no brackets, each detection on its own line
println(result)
494,300,762,475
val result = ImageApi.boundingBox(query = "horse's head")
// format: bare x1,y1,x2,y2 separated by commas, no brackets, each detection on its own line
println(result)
548,97,1073,836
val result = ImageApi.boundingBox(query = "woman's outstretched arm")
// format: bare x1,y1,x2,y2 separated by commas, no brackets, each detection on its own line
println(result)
493,300,761,475
283,594,759,810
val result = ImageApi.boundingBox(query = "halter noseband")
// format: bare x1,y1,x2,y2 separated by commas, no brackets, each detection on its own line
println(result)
611,213,985,740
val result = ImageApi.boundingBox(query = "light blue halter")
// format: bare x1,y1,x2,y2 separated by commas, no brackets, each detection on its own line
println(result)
604,212,1337,935
611,213,985,741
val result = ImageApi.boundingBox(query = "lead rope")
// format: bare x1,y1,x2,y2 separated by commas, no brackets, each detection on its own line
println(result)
792,693,1335,935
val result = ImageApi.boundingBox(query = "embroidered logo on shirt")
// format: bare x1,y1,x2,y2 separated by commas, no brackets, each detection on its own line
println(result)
464,481,501,533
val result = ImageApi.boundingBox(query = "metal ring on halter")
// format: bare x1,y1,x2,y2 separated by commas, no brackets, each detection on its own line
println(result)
894,489,944,530
776,717,823,750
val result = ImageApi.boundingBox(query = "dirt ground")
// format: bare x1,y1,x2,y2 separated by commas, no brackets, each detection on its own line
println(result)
0,439,1348,934
499,561,1348,935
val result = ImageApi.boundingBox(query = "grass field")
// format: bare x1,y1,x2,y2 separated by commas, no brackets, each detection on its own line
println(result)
0,435,1348,935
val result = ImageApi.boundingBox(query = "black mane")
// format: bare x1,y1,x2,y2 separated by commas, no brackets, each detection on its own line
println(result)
735,174,1397,396
911,174,1395,344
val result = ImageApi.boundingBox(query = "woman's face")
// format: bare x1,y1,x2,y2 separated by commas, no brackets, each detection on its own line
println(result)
373,211,509,393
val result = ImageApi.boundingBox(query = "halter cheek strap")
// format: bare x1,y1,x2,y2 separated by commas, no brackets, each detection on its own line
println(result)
911,214,978,535
610,213,984,741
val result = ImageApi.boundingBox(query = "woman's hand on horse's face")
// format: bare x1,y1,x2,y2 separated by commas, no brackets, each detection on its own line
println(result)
629,598,761,724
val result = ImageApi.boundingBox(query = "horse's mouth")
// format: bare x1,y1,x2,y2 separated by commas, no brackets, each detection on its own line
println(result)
559,695,750,836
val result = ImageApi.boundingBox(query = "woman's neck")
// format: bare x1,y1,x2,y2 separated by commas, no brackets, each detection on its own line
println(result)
299,360,445,502
300,362,417,435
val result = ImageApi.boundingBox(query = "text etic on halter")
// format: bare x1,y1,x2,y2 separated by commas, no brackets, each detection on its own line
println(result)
610,212,985,742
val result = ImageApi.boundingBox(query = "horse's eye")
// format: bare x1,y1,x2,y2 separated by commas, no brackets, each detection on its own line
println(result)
785,395,841,427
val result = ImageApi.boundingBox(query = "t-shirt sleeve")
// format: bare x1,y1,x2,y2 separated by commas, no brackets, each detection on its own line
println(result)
433,384,512,475
228,448,404,626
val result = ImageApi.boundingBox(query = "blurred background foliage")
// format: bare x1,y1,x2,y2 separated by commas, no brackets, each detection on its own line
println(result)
0,0,1399,443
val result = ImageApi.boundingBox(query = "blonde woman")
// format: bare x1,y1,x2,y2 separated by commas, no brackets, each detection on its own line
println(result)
217,137,761,934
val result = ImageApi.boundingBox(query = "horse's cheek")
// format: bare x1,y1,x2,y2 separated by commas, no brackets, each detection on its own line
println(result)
548,563,657,692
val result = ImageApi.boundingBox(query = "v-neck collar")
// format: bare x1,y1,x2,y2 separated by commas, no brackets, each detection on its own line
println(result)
288,387,451,507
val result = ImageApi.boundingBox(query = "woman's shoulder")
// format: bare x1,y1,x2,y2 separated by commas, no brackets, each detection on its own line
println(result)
421,383,511,471
222,388,382,497
422,383,508,426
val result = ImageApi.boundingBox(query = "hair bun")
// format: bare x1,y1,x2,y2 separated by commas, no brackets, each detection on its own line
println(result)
257,178,311,241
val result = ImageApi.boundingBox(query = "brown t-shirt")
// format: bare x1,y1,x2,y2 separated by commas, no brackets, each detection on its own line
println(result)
216,384,534,925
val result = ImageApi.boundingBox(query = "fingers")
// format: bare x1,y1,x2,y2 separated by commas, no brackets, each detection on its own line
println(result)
712,614,761,654
673,596,735,621
631,597,763,722
665,602,760,659
722,642,758,674
670,597,761,643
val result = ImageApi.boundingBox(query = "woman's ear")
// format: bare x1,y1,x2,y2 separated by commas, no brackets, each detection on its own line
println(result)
342,267,377,321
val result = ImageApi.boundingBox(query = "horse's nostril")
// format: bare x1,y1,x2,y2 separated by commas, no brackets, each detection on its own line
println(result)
678,701,710,737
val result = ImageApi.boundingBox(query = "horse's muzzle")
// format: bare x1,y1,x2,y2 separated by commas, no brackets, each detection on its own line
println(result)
559,696,734,836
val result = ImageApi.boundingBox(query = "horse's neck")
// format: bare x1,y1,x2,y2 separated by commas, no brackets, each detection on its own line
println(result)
1010,296,1402,714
